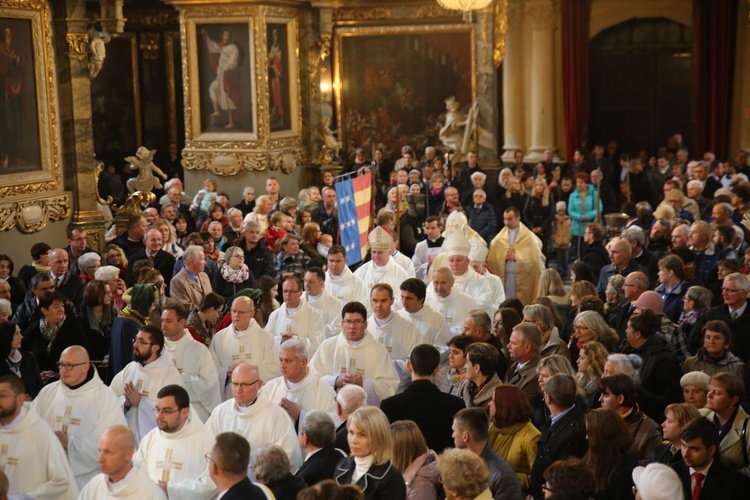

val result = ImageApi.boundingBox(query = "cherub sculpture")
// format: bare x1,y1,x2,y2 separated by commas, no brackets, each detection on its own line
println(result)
124,147,168,194
439,96,478,164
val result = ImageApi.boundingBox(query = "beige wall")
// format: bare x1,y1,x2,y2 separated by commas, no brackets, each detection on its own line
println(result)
184,166,309,207
1,217,70,272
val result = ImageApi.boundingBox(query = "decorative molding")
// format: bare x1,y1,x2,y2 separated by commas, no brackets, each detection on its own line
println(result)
0,193,70,233
124,10,179,27
138,32,160,60
2,0,45,9
66,32,89,60
181,146,305,176
493,0,508,67
333,5,460,22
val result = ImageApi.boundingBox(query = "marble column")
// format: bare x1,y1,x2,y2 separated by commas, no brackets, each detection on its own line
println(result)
501,0,525,162
52,0,106,251
476,11,498,163
526,0,557,163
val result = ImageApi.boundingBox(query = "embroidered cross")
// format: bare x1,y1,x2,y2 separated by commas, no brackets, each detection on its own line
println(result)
0,444,18,472
155,448,183,482
136,379,150,398
54,406,81,434
231,345,251,363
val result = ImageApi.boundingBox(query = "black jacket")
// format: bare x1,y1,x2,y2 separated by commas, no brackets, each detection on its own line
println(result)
627,335,683,422
334,458,406,500
220,477,269,500
265,475,307,500
53,272,85,309
650,442,684,466
593,452,637,500
295,444,347,486
11,295,77,333
704,300,750,363
126,249,176,287
672,459,750,499
211,272,256,300
334,421,349,455
529,404,588,499
238,240,275,281
22,316,90,372
0,350,43,398
583,241,610,283
380,380,466,453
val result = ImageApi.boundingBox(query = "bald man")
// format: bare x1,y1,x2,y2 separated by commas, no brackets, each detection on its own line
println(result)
33,346,126,490
596,237,647,299
79,426,166,499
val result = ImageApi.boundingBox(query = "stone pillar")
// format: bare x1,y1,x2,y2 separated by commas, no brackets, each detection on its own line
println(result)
526,0,557,163
501,0,525,162
476,11,498,163
52,0,106,251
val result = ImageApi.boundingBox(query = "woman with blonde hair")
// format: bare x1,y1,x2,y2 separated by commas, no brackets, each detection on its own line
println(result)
153,219,184,258
523,177,554,253
531,354,581,430
437,448,491,500
335,406,406,499
390,421,440,500
649,403,700,466
570,310,617,358
536,269,570,320
576,341,608,408
244,194,273,236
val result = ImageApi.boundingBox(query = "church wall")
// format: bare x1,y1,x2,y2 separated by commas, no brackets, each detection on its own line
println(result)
730,2,750,155
0,219,70,272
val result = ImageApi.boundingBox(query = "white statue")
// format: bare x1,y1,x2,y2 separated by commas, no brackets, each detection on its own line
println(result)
124,147,168,194
87,26,111,79
320,116,341,156
439,97,478,164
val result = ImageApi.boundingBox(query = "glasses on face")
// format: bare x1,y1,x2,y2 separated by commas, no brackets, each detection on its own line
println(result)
57,362,87,370
133,338,153,346
282,289,301,295
204,453,215,464
152,407,181,415
231,380,260,389
722,288,741,293
574,325,588,332
231,309,252,316
342,319,365,326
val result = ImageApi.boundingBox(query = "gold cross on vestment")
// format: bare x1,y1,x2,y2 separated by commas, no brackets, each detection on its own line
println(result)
55,406,82,434
136,379,150,398
231,345,251,363
155,448,183,482
0,444,19,472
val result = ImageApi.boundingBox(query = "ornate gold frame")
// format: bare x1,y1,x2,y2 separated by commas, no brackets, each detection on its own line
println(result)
333,23,476,152
0,0,68,232
264,11,301,140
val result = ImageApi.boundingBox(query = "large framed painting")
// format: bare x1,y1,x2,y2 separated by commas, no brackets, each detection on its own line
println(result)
334,24,474,157
265,15,299,137
0,3,62,200
185,17,257,141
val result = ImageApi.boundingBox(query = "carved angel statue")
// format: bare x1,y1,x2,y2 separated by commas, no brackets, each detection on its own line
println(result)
439,97,478,164
124,147,168,194
87,25,111,79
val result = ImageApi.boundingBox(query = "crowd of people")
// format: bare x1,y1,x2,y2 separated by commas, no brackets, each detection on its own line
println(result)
0,137,750,500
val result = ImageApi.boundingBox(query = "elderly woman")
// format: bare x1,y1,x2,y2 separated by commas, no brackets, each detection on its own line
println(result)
576,341,609,409
22,291,88,378
186,292,224,347
655,254,687,323
569,310,617,364
207,221,228,251
701,372,750,475
523,304,569,359
682,319,744,377
488,384,540,492
678,285,714,354
244,194,274,237
254,444,307,500
437,448,492,500
274,233,310,279
154,219,184,258
17,242,51,289
561,280,598,342
212,246,255,299
0,300,10,322
537,268,569,320
680,371,710,409
77,252,101,283
103,243,128,280
435,335,475,396
496,167,513,198
0,254,26,305
531,354,581,430
95,265,127,313
223,207,244,244
0,321,43,398
649,403,700,466
604,274,628,327
335,406,406,499
78,280,116,363
390,420,440,500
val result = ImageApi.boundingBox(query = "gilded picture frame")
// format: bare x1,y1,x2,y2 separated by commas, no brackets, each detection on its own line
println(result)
264,14,299,138
334,24,475,157
0,1,62,200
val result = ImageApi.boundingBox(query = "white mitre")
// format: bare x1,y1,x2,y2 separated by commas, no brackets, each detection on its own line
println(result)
368,226,394,250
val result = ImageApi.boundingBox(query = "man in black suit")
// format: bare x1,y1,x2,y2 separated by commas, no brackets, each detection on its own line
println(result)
703,272,750,363
47,248,84,307
381,344,465,453
295,411,346,486
126,229,176,287
672,417,750,499
332,384,368,454
207,432,268,499
529,374,588,499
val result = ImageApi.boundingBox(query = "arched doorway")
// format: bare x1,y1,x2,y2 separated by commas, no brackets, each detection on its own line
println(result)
589,17,693,155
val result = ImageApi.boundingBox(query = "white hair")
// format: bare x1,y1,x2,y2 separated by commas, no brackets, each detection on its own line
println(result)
687,180,704,191
77,252,101,271
95,265,121,282
470,171,487,182
183,245,204,263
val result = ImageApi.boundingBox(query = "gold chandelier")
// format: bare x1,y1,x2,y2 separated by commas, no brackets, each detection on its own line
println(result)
436,0,493,11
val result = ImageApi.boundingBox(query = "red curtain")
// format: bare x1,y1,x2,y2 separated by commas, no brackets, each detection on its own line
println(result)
693,0,738,159
561,0,591,162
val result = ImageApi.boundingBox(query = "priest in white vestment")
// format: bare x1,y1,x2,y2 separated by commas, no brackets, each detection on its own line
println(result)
262,338,339,428
33,347,126,490
79,425,166,499
391,247,416,278
0,376,78,499
425,267,476,337
325,245,369,306
209,296,280,400
206,363,303,472
161,305,222,423
309,301,399,406
353,226,409,311
110,326,185,443
135,385,218,499
266,275,325,354
397,278,450,348
412,217,445,282
444,231,495,316
304,267,342,338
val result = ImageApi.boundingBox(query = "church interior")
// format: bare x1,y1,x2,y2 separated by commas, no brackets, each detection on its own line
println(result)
0,0,748,262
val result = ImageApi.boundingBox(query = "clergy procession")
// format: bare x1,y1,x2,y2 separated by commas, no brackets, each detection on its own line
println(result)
5,141,750,500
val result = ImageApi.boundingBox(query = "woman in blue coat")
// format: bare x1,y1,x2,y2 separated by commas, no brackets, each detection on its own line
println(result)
568,172,602,260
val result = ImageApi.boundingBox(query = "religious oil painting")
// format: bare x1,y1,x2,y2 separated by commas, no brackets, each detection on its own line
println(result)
0,16,40,174
266,22,290,133
195,22,255,136
335,25,474,158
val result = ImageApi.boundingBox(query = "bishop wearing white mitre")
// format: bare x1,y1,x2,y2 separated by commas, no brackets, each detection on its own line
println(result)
135,384,218,499
325,245,369,307
266,275,325,354
303,267,343,339
469,237,506,310
309,301,399,406
0,374,78,499
206,363,303,472
209,296,279,400
161,304,221,422
110,325,184,442
33,346,126,490
426,267,476,337
443,230,496,316
354,226,409,311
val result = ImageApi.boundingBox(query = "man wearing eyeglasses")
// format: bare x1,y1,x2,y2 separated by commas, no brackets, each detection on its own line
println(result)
704,272,750,363
65,224,96,275
110,325,184,442
206,363,302,473
266,275,325,354
32,346,126,491
135,384,218,498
